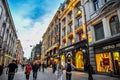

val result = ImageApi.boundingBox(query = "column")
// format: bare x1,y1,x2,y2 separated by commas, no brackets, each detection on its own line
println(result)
102,17,111,38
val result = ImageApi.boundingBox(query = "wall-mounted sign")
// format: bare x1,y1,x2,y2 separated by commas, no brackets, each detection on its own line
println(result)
65,46,74,51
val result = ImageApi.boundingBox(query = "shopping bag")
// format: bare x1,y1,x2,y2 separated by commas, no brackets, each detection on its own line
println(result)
54,70,58,76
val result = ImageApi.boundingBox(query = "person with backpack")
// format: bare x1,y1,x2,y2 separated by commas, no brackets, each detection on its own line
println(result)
65,59,75,80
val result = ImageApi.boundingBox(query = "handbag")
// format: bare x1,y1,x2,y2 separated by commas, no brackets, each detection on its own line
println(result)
24,72,27,74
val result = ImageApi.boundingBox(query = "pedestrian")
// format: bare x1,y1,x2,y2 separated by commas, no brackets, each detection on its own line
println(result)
42,61,45,72
6,60,18,80
39,62,41,71
65,59,75,80
25,62,32,80
21,64,25,71
87,64,94,80
0,64,3,76
57,61,63,80
32,61,39,80
52,61,57,73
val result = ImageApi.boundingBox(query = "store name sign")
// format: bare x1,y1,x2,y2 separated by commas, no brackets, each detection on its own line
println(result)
65,46,74,51
102,43,120,50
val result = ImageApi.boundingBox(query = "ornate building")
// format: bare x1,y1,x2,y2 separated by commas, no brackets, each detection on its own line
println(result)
0,0,18,66
85,0,120,75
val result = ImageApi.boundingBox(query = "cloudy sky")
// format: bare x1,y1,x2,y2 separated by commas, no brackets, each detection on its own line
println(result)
8,0,64,59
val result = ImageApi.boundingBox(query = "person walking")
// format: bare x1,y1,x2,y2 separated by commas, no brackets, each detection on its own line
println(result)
65,59,75,80
0,64,3,76
88,64,94,80
6,60,18,80
38,62,41,72
52,61,57,73
32,61,39,80
57,61,63,80
42,61,45,72
25,63,32,80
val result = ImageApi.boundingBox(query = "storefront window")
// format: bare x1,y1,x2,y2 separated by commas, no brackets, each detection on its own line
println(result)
75,51,84,69
96,52,113,73
61,54,65,67
113,52,120,75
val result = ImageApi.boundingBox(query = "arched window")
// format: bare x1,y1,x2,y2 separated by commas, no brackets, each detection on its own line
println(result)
110,15,120,35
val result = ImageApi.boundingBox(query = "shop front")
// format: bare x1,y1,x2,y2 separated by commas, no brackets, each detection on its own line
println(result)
94,40,120,75
75,51,84,69
61,54,66,67
59,40,87,70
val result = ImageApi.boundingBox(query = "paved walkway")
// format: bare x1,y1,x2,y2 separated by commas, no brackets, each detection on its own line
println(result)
0,66,119,80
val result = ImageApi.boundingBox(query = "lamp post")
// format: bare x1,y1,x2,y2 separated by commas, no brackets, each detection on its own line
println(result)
77,3,93,80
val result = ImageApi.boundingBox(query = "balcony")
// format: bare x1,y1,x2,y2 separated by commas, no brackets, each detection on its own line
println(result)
75,24,83,33
62,24,66,29
67,17,72,25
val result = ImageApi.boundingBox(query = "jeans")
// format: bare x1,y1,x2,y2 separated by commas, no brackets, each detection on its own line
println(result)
66,73,71,80
33,72,37,80
26,74,30,80
8,73,15,80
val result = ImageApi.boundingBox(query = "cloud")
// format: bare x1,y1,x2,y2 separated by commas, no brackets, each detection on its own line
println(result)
8,0,64,59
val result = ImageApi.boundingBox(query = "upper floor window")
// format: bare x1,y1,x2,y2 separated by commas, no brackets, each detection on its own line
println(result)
94,22,104,41
110,15,120,35
104,0,107,3
78,17,82,26
0,6,2,18
93,0,99,11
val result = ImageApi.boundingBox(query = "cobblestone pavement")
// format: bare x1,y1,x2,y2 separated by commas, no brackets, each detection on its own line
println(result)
0,66,119,80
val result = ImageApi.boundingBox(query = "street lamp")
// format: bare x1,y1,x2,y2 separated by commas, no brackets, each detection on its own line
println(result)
77,3,93,80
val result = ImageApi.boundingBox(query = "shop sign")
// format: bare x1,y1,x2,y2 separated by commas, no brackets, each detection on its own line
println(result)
102,43,120,50
65,46,74,51
102,58,109,66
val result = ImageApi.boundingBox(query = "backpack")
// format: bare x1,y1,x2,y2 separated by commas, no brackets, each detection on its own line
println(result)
66,63,72,72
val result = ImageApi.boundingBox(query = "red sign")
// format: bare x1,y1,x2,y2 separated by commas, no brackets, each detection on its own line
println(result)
103,58,110,65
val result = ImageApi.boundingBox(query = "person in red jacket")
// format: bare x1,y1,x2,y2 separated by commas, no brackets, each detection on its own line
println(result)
25,63,32,80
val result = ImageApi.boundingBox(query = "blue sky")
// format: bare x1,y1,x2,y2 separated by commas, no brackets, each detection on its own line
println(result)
8,0,64,58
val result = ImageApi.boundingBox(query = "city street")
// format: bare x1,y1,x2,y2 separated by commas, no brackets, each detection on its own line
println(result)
0,66,119,80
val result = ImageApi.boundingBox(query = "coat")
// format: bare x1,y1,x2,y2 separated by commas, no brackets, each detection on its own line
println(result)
25,65,32,75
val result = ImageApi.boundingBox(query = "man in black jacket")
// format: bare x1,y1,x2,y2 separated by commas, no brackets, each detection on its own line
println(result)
32,61,39,80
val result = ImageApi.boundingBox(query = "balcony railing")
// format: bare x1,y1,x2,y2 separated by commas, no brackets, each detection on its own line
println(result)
75,23,82,29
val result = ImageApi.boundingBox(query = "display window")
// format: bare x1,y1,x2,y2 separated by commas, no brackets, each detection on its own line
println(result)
113,52,120,75
96,52,113,72
61,54,65,67
75,51,84,69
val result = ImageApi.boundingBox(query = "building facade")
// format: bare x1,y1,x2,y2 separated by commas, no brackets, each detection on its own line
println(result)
42,11,60,67
42,0,120,76
59,0,88,71
85,0,120,75
0,0,18,66
16,40,24,64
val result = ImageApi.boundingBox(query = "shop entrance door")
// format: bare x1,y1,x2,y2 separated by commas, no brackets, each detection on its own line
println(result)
113,52,120,75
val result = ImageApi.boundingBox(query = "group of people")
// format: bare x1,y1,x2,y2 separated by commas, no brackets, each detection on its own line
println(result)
52,59,76,80
24,61,45,80
0,60,45,80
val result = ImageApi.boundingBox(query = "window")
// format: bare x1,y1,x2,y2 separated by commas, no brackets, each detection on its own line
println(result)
110,15,120,35
69,25,72,32
0,6,2,18
94,22,104,40
93,0,99,11
104,0,107,3
77,17,82,27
